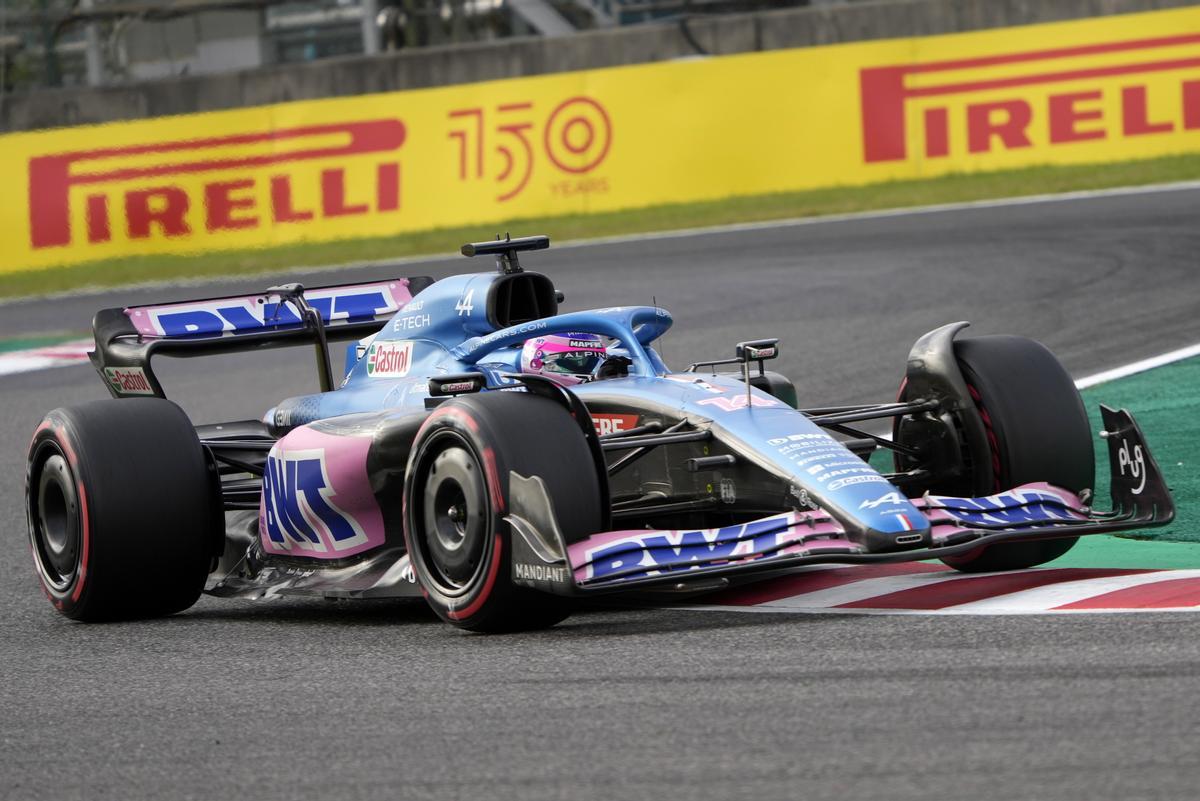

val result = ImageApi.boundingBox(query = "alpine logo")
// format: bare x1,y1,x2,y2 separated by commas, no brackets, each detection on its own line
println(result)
859,492,908,510
366,340,413,378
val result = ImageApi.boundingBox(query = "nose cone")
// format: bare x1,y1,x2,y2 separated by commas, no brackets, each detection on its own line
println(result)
855,511,932,553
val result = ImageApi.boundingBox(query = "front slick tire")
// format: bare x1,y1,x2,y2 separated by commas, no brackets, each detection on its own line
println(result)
26,398,216,621
941,336,1094,572
404,392,603,633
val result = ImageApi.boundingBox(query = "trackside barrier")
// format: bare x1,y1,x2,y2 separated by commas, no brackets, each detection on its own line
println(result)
1,6,1198,274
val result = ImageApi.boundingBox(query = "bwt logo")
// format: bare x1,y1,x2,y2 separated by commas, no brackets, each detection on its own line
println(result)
28,119,406,249
587,517,789,580
126,282,406,338
860,32,1200,163
939,491,1080,527
261,450,368,554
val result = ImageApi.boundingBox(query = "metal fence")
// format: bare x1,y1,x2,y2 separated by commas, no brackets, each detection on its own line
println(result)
0,0,837,93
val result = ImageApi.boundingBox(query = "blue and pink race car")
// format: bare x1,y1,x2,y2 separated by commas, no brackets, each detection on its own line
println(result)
26,236,1174,631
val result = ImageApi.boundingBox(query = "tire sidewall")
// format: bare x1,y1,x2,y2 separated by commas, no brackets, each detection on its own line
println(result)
403,393,603,632
403,405,513,627
26,417,93,617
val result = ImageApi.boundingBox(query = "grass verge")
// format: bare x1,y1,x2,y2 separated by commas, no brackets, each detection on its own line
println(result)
1081,356,1200,544
0,331,88,353
3,152,1199,299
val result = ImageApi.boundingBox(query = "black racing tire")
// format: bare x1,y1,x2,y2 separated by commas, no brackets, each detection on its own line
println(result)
403,392,603,633
25,398,216,621
899,335,1093,572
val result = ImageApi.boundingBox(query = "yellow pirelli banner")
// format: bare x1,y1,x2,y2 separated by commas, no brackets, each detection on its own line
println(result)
3,6,1199,273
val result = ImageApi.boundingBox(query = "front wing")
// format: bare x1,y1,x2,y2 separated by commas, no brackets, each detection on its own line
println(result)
506,406,1175,596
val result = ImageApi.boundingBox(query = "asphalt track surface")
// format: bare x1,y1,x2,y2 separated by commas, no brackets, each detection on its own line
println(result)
3,187,1200,800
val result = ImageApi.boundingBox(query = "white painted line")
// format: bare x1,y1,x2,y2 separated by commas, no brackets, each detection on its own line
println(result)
0,339,93,376
943,569,1200,612
754,571,965,609
679,603,1200,616
551,179,1200,252
4,179,1198,306
1075,341,1200,389
683,566,1200,616
0,356,72,376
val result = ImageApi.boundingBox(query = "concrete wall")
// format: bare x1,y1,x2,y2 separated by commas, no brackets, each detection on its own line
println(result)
4,0,1197,132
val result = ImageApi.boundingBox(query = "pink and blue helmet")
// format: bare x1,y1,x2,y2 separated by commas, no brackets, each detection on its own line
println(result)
520,333,606,385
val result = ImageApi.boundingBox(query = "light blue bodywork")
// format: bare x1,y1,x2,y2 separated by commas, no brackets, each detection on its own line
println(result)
268,269,929,545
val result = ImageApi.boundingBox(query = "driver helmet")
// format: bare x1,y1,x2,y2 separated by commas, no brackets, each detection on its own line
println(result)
520,333,606,385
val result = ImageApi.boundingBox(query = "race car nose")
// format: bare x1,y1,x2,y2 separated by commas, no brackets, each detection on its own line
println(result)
855,517,932,553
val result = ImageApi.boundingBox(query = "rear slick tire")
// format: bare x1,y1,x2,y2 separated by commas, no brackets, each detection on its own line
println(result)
403,392,603,633
26,398,216,621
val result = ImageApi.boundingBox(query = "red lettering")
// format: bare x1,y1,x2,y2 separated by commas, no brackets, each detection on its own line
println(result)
1122,85,1173,135
859,33,1200,164
123,371,149,391
860,66,908,163
1184,80,1200,130
967,100,1033,153
1049,91,1105,143
321,169,368,217
270,175,314,223
27,119,405,249
86,194,110,244
377,163,400,212
924,107,949,158
28,155,74,248
125,187,190,239
204,179,258,232
383,350,408,372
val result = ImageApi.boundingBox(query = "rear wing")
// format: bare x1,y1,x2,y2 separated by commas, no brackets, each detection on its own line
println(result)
90,276,434,398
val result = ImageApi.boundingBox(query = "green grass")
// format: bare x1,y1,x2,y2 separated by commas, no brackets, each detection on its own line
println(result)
0,332,87,353
3,152,1199,299
1081,356,1200,544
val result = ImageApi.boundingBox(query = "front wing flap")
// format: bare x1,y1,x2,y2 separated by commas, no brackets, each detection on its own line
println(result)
507,406,1174,595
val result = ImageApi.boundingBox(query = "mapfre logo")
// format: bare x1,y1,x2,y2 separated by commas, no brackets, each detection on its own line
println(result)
28,119,406,249
860,32,1200,163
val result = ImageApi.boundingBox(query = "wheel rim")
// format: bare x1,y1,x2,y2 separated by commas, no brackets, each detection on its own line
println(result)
417,435,491,595
30,447,81,592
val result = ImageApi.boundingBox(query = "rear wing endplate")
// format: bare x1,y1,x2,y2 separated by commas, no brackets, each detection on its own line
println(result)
90,276,433,398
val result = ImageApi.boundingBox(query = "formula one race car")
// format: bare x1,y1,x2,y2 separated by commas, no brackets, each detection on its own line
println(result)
26,236,1174,631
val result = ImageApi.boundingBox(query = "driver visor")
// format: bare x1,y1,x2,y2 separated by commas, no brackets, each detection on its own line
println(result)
542,350,605,375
